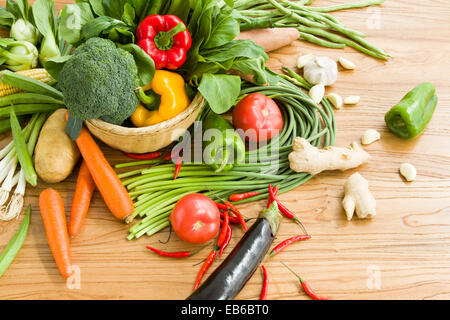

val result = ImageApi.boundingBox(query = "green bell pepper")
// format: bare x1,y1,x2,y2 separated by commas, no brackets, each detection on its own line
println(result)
203,113,246,172
385,82,438,139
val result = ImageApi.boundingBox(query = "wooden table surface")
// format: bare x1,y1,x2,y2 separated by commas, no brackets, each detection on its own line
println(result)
0,0,449,300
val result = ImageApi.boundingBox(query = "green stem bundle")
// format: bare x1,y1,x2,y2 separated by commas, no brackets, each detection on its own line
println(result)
236,0,389,60
116,73,337,240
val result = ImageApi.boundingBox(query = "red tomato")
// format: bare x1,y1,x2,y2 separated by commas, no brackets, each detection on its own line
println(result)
170,193,221,244
232,93,284,143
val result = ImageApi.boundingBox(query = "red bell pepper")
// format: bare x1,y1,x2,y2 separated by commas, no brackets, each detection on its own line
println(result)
136,15,192,70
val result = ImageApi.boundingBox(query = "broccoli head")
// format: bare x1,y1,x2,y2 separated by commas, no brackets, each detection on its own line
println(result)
59,37,139,126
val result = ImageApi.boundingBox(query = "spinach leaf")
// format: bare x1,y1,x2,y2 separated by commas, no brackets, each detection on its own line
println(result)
44,55,71,81
130,0,147,16
231,56,268,85
107,26,135,43
118,43,155,86
102,0,128,20
81,16,134,43
201,40,267,62
122,2,136,27
87,0,106,17
202,11,239,49
166,0,191,22
198,73,241,114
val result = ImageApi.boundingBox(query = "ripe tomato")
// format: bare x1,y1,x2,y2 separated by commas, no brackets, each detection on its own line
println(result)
170,193,221,244
232,93,284,143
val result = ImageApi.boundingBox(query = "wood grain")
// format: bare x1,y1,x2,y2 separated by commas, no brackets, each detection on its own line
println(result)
0,0,449,300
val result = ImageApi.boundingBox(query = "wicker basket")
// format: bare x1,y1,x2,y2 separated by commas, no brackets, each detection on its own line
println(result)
85,92,204,154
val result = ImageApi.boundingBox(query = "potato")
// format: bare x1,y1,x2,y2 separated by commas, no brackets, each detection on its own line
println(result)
34,109,80,183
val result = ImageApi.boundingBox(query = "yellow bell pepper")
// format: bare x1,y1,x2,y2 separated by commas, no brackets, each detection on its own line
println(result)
131,70,191,127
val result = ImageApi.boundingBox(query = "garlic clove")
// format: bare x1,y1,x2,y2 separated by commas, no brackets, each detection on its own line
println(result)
309,84,325,104
399,163,417,182
344,96,361,105
361,129,381,145
338,56,356,70
297,54,315,69
315,56,329,68
326,93,343,109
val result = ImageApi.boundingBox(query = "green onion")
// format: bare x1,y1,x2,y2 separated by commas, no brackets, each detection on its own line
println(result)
10,108,37,186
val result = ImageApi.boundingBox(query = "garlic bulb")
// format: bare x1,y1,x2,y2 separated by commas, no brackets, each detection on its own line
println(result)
303,56,338,86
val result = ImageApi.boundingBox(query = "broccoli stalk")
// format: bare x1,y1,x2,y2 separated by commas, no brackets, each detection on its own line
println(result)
58,38,139,140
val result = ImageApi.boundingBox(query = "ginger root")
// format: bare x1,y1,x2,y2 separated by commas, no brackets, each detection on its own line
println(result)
288,138,370,175
342,173,376,220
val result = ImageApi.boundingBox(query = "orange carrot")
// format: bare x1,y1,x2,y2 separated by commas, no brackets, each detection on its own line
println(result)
73,122,134,223
69,161,96,237
39,189,73,278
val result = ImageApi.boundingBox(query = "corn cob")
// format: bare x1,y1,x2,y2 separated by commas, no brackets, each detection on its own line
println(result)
0,69,53,98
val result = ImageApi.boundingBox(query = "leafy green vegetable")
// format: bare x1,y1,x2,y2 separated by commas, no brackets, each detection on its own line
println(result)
0,38,38,71
198,74,241,114
31,0,60,65
0,6,17,28
2,1,39,44
58,2,94,45
171,0,270,113
86,0,106,17
117,43,155,86
43,55,70,81
9,0,31,21
81,16,135,44
54,0,270,114
10,18,39,45
202,11,240,49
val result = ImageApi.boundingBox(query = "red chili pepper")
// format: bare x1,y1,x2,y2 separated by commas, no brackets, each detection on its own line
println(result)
269,235,312,258
173,157,182,180
268,184,308,235
146,245,206,258
225,201,248,231
220,210,242,225
215,202,228,211
217,202,249,224
136,15,192,70
124,151,162,160
260,265,269,300
277,202,308,235
267,184,279,208
219,225,232,258
164,153,172,161
229,192,260,202
217,210,229,247
281,262,331,300
194,250,217,290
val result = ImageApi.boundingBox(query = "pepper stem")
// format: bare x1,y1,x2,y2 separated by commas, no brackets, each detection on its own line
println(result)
136,87,160,110
154,22,186,51
191,243,212,256
280,261,304,284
